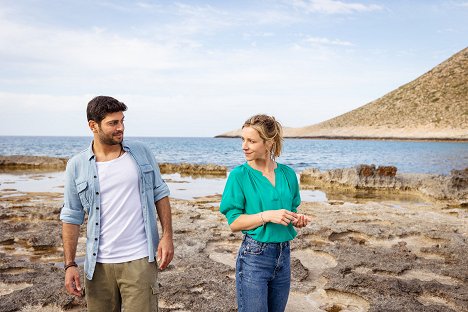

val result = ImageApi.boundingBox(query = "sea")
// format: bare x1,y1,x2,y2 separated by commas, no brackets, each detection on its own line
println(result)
1,136,467,201
0,136,467,174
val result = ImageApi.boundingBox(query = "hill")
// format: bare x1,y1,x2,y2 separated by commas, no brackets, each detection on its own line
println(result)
218,47,468,141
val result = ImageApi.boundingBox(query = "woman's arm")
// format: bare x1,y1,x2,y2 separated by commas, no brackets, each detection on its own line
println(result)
229,209,299,232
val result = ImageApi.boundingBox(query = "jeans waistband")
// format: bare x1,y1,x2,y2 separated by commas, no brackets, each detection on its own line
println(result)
244,234,290,248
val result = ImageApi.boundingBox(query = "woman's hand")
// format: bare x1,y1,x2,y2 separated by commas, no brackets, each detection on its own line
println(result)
292,214,312,228
263,209,298,226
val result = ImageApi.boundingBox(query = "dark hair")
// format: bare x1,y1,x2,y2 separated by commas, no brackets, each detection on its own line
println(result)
86,96,127,123
243,114,283,160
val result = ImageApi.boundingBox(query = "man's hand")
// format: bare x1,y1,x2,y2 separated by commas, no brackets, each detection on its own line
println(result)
155,196,173,270
62,223,81,296
64,266,82,297
157,234,174,270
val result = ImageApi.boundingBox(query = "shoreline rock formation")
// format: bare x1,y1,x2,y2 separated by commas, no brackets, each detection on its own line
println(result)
0,156,227,177
158,162,227,176
1,156,466,203
300,165,468,204
0,156,68,171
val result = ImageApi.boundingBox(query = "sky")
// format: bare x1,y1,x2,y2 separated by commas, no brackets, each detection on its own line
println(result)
0,0,467,137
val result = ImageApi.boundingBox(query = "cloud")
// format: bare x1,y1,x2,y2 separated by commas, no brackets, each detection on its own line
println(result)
289,0,383,14
0,1,458,136
0,92,88,112
304,36,354,46
245,9,301,25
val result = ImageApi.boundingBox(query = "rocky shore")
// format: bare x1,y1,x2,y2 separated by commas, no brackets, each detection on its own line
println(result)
0,156,68,171
0,156,227,177
0,163,467,311
300,165,468,205
159,162,226,176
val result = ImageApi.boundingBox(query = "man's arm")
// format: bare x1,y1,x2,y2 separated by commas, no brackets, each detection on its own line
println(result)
155,196,173,270
62,223,82,297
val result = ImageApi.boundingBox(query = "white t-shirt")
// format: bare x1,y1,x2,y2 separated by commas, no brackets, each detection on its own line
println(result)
95,152,148,263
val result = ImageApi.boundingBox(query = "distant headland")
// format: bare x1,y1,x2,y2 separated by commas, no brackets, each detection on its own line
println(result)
216,47,468,142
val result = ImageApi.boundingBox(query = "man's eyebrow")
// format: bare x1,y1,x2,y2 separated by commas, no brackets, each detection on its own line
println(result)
107,117,124,122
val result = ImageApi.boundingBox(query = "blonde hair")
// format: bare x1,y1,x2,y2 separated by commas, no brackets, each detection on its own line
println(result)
242,114,283,160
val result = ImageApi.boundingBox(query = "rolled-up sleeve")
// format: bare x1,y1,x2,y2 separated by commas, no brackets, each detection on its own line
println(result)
145,147,170,202
220,171,245,224
60,160,85,225
291,173,301,213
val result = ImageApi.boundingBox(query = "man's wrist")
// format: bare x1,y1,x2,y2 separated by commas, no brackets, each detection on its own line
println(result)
64,261,78,271
161,233,173,240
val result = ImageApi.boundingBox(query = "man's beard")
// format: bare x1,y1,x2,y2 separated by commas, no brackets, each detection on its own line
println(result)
98,131,123,146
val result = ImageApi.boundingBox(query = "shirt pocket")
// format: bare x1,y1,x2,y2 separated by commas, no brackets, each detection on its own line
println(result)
141,164,154,190
75,180,91,211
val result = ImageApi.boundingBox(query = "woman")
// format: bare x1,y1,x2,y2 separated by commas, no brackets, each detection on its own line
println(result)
220,114,311,312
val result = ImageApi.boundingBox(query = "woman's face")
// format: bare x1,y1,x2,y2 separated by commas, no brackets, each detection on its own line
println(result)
241,126,272,162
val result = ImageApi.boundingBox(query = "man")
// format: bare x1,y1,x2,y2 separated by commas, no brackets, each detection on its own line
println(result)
60,96,173,312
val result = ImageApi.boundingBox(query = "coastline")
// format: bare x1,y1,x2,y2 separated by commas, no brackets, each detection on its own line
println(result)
215,125,468,142
1,155,466,204
214,135,468,143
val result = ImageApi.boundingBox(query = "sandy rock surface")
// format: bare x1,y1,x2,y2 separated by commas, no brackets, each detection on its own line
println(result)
0,188,467,312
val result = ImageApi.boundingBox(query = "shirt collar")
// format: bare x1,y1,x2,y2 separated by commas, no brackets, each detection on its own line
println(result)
86,141,95,161
87,140,130,160
122,140,130,152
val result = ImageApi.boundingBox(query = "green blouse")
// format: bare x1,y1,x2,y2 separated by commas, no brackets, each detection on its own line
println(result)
220,162,301,243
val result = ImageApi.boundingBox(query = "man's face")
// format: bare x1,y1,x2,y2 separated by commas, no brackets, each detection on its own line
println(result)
92,111,125,146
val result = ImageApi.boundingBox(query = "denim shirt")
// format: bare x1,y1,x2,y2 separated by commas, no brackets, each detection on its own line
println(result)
60,140,170,280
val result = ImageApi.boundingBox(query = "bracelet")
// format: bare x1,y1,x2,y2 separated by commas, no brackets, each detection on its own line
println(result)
64,261,78,271
260,212,265,226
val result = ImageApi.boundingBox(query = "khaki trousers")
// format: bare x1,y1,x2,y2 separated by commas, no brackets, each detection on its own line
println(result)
85,257,159,312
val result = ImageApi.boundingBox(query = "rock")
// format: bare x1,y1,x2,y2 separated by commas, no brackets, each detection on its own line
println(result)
376,166,397,177
291,258,309,282
0,156,67,171
357,164,375,177
450,168,468,191
301,165,467,203
158,162,227,177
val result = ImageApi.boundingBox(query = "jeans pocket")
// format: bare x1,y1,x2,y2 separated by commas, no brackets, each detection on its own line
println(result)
243,239,264,255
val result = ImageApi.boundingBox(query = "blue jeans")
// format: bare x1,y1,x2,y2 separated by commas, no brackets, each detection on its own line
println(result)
236,235,291,312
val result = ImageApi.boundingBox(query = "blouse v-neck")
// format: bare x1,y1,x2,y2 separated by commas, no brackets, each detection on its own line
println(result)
244,162,279,188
